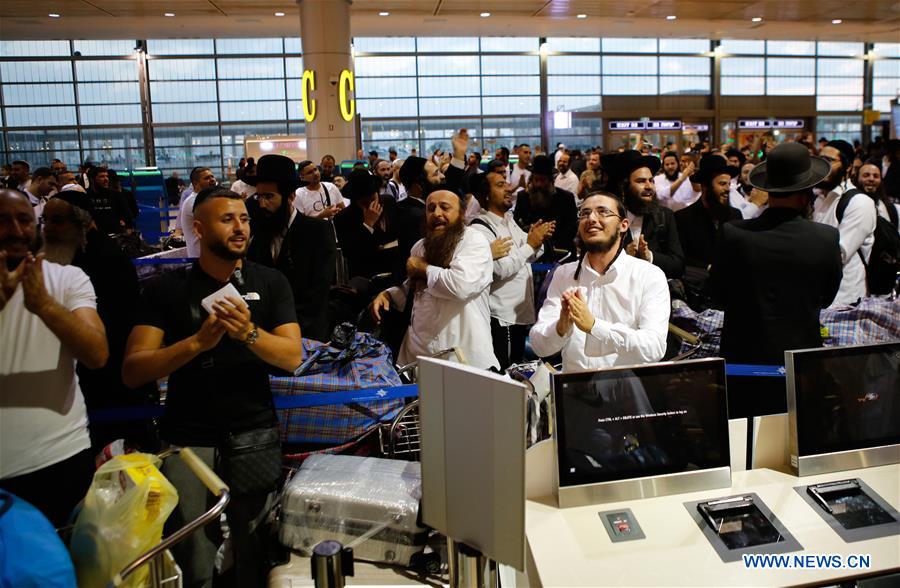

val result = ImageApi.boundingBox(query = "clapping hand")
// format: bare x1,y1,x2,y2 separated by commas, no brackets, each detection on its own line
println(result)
490,237,513,259
561,288,595,333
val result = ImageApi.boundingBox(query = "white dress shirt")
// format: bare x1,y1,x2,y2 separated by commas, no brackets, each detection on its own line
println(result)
172,186,195,232
509,164,531,209
728,180,762,219
554,169,580,197
387,228,498,370
812,181,876,305
470,211,542,326
230,178,256,198
530,253,670,372
653,173,699,211
294,182,346,217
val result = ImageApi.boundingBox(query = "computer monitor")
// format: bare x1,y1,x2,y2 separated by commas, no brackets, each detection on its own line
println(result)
786,342,900,476
553,358,731,508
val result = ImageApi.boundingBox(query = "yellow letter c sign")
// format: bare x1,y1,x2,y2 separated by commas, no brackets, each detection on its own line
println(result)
301,70,316,122
339,69,355,122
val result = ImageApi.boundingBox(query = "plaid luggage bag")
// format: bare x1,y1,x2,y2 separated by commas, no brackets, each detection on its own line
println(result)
270,333,405,447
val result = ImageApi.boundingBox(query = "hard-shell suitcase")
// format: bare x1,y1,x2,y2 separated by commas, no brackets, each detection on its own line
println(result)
280,454,427,566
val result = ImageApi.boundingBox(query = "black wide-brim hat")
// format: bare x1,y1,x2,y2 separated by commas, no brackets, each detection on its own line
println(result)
256,154,299,192
748,142,831,193
603,150,661,186
344,168,382,201
691,154,740,184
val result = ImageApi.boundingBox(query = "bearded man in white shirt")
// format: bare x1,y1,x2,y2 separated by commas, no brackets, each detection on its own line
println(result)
530,191,669,372
371,190,498,370
470,172,555,370
554,152,580,198
653,151,698,212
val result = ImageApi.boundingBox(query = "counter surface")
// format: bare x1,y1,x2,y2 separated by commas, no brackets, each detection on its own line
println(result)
526,465,900,587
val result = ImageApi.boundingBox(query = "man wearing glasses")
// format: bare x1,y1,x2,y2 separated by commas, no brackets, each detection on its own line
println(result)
530,191,670,372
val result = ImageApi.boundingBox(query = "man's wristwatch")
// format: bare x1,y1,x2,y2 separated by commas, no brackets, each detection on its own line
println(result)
242,324,259,346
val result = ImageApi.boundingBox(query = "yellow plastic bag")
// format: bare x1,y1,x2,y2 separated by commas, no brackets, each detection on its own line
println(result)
70,453,178,588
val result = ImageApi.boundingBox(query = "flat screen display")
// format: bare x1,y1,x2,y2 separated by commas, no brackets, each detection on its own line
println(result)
553,359,730,488
789,342,900,457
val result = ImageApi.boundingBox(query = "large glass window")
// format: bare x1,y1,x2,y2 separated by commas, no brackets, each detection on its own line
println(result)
873,48,900,114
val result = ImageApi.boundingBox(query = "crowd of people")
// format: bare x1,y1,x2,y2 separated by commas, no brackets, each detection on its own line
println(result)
1,129,899,587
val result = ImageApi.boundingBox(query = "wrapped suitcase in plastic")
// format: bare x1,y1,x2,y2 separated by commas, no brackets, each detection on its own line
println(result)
280,454,427,566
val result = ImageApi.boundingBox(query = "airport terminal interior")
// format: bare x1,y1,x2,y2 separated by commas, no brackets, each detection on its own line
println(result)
0,1,898,587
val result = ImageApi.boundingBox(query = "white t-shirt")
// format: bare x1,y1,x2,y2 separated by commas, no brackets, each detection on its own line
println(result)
230,179,257,198
180,194,200,257
294,182,347,217
0,261,96,478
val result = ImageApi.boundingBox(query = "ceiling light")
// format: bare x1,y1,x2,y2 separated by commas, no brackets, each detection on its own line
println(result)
379,11,389,16
666,15,677,20
480,12,491,18
48,13,60,18
577,14,587,19
274,12,285,16
164,12,175,17
751,17,762,23
831,19,842,24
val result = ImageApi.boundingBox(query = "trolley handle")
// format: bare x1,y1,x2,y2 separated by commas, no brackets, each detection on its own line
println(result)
111,447,231,587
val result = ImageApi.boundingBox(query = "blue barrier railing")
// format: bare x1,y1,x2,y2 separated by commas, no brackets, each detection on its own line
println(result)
88,367,784,423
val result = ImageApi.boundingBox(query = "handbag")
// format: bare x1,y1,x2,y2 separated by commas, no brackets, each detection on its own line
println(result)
217,427,282,496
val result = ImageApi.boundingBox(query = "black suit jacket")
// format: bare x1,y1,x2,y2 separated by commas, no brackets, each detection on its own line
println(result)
247,214,336,342
674,198,741,269
709,208,843,365
514,188,578,256
333,196,400,281
883,161,899,200
623,205,685,279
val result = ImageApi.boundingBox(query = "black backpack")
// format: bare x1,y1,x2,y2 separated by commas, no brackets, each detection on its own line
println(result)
836,189,900,295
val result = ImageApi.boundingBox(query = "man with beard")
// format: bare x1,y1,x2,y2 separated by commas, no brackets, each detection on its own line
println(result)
87,166,134,235
123,187,302,588
723,148,763,219
675,155,742,274
494,146,511,181
370,190,497,370
554,152,580,197
709,143,842,417
395,130,468,259
470,172,554,370
320,155,339,183
607,151,684,280
374,159,399,200
41,191,157,450
654,151,697,212
0,189,108,527
4,160,31,192
858,161,900,228
510,144,532,198
514,155,578,259
530,192,669,371
247,155,336,342
333,168,401,282
812,139,877,305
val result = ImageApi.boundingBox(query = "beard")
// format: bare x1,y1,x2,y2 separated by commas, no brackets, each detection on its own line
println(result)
665,170,679,182
816,166,845,193
208,235,247,260
528,183,556,211
423,215,466,268
256,201,292,238
624,184,657,216
580,231,621,255
42,230,85,265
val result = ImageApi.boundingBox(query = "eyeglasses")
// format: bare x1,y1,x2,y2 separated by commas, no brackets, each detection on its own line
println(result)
256,192,279,200
577,206,621,221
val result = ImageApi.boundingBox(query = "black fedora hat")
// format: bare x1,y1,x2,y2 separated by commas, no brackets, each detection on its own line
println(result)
604,150,661,186
531,154,555,177
343,168,382,201
256,154,299,192
748,143,830,194
691,154,740,184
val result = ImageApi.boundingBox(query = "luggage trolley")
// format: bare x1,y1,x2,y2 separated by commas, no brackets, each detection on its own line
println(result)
110,447,230,588
380,348,467,461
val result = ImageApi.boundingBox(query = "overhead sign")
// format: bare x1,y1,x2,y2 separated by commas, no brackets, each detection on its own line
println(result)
609,120,682,131
738,119,805,130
